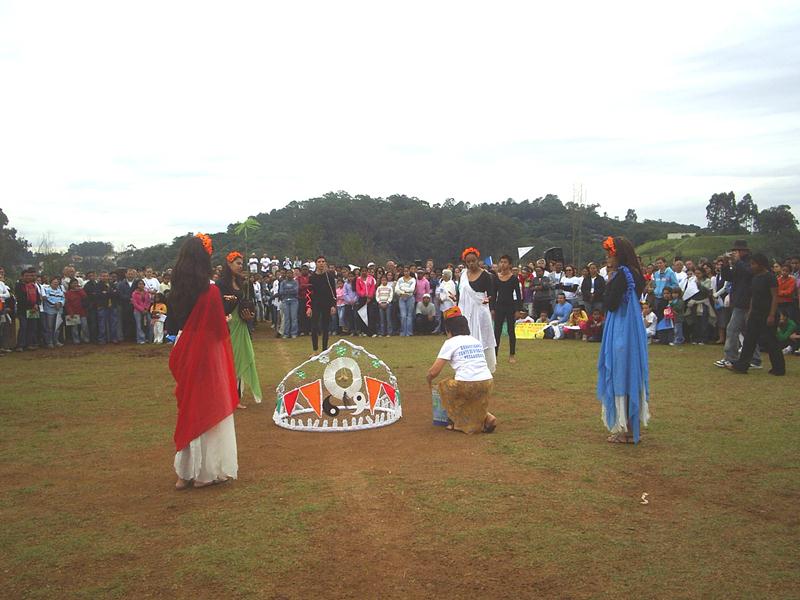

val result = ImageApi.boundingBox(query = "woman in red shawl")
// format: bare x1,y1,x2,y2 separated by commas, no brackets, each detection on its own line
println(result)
167,234,239,490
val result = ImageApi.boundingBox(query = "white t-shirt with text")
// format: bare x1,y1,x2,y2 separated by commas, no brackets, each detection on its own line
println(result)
437,335,493,382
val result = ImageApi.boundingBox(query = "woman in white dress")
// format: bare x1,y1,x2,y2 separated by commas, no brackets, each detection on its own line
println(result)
457,247,497,373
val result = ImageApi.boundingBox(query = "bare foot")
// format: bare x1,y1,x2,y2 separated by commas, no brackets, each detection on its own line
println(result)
175,478,191,490
483,413,497,433
509,355,517,364
236,403,247,409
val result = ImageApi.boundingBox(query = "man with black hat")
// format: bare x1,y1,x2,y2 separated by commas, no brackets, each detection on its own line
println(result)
714,240,761,368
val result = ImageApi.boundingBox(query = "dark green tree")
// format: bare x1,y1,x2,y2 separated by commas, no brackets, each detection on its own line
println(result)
0,208,32,269
624,209,638,223
705,192,740,234
735,194,760,233
758,205,798,235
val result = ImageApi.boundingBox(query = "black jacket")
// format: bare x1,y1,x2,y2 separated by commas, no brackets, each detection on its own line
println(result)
581,275,606,306
721,258,753,310
14,280,41,314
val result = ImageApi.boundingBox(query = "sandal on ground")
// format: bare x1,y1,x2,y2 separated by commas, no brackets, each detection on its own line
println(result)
175,479,192,490
607,432,633,444
445,420,455,431
193,478,228,488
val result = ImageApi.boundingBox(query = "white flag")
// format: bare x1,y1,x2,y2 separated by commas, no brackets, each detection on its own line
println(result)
518,246,534,260
357,304,369,327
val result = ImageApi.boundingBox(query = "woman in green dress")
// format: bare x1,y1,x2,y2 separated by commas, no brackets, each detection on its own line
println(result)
218,251,262,408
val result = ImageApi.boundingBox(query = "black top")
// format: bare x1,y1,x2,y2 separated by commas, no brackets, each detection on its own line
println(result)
468,271,495,297
722,258,753,310
581,275,606,305
307,271,337,310
604,268,645,313
492,274,522,310
215,279,241,316
750,272,777,316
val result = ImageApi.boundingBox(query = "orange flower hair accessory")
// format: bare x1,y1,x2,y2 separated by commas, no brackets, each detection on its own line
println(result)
461,246,481,261
443,306,463,320
226,251,243,263
602,236,617,256
194,233,213,255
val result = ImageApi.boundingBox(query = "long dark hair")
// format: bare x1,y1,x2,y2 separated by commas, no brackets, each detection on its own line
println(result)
220,259,244,290
613,236,645,293
169,237,212,326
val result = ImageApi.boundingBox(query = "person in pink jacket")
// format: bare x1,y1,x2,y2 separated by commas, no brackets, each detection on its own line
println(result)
131,279,152,344
355,269,377,336
414,271,431,303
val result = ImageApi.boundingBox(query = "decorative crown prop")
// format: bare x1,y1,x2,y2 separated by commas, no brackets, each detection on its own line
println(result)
226,251,243,263
602,236,617,257
194,233,213,255
274,339,401,432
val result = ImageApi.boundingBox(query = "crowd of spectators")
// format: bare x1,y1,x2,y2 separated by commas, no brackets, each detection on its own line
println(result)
1,249,799,359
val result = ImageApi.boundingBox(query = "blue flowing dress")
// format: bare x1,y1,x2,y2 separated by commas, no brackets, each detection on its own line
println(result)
597,266,650,442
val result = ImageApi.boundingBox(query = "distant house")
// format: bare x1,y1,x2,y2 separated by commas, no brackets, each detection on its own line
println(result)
666,233,697,240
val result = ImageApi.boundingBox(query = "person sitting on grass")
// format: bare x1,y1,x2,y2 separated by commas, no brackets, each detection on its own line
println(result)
426,306,496,434
515,308,535,323
776,311,799,355
563,304,588,339
535,310,550,324
581,308,604,342
726,253,785,376
642,301,657,343
415,293,437,334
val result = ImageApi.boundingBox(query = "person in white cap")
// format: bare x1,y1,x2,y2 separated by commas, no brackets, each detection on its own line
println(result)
415,293,436,334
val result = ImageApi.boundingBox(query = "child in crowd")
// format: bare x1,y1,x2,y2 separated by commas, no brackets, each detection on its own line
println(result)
642,302,657,343
335,278,346,335
669,287,685,346
515,309,535,323
777,311,800,355
535,311,550,324
65,279,89,344
563,304,588,339
131,279,152,344
151,292,168,344
581,308,604,342
656,288,675,344
42,276,65,348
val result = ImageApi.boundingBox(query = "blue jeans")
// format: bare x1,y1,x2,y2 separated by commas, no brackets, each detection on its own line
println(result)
398,296,415,336
673,322,684,345
97,307,120,343
43,312,59,347
69,316,89,344
336,305,346,333
135,311,151,343
282,298,298,337
379,304,393,335
17,315,40,348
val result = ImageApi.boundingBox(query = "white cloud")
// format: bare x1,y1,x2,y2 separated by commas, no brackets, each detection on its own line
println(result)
1,0,798,249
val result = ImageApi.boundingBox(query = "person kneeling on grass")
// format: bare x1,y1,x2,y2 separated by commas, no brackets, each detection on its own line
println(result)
426,306,497,434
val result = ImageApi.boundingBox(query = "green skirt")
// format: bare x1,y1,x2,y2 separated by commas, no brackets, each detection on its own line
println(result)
229,310,262,402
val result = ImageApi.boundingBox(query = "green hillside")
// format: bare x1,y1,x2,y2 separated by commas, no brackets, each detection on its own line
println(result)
636,234,798,263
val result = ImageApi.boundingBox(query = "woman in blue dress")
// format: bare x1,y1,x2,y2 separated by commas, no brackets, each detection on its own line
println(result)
597,236,650,444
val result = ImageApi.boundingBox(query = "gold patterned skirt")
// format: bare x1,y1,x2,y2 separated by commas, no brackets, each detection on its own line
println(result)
437,378,494,434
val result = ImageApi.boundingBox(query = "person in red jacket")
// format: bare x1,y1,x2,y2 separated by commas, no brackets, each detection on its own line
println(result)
64,279,89,344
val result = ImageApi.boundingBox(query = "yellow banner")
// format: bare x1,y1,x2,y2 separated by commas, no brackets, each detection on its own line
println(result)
515,322,548,339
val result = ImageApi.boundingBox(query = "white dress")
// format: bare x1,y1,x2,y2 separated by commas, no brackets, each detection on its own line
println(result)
174,414,238,483
172,331,238,483
458,270,497,373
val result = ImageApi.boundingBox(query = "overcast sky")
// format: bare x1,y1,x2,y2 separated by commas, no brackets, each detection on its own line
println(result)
2,0,798,250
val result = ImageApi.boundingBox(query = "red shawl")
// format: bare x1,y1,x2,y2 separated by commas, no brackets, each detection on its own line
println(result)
169,285,238,451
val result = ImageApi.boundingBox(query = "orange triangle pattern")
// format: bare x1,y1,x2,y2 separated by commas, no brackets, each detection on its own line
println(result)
299,379,323,417
364,376,384,414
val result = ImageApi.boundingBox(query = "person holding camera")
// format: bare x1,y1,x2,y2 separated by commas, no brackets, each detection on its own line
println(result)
217,251,262,408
